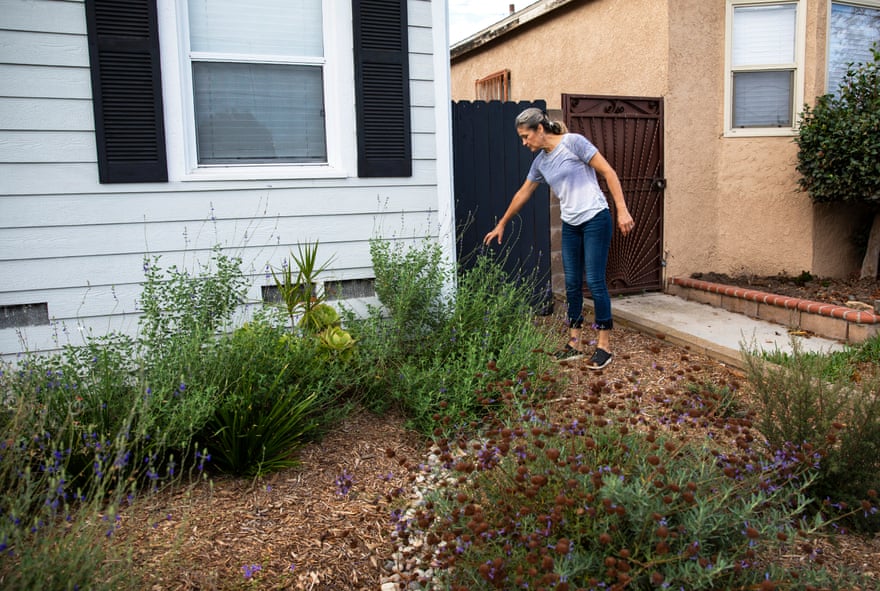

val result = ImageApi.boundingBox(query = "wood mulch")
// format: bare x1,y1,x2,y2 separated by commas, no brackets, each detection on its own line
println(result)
111,321,880,590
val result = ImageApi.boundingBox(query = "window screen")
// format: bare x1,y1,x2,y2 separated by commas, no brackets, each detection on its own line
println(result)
187,0,327,165
828,3,880,94
731,3,797,128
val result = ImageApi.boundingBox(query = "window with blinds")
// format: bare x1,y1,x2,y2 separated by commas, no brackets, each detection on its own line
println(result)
730,3,797,128
475,70,510,101
828,2,880,95
186,0,327,165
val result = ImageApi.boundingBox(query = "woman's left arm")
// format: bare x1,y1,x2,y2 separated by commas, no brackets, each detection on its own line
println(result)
589,152,635,236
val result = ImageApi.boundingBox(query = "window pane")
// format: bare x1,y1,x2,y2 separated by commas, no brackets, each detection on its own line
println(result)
188,0,322,57
732,4,796,66
732,70,793,127
828,3,880,93
193,62,327,164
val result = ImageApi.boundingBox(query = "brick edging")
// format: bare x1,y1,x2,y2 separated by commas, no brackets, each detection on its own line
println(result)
668,277,880,344
670,277,880,324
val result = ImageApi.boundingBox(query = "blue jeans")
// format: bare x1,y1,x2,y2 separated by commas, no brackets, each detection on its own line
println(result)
561,209,613,331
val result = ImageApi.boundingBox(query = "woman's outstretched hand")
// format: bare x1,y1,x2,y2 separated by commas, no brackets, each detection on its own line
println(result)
483,223,505,245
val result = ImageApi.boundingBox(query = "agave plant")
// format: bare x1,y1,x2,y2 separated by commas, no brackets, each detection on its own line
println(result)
271,241,334,334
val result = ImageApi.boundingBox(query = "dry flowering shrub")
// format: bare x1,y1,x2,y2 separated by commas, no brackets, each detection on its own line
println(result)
392,361,877,591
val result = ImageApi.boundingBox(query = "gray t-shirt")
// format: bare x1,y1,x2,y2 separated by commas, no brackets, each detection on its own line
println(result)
527,133,608,226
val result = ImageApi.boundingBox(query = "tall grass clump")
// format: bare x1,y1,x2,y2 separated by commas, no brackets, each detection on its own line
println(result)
746,339,880,532
393,366,876,590
344,238,555,436
195,309,352,477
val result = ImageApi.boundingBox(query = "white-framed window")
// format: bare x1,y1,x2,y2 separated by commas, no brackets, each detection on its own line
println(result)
724,0,806,137
828,1,880,94
158,0,356,181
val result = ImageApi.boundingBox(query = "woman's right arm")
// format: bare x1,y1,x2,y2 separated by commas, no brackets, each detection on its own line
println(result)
483,179,539,245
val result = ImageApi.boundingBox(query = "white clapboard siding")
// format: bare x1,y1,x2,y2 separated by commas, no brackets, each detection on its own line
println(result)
0,65,92,99
408,0,431,27
0,186,442,227
2,293,384,357
412,132,437,160
0,212,436,260
0,98,94,131
1,284,145,320
2,315,142,357
410,105,436,133
411,80,436,108
1,260,385,321
0,0,453,358
409,53,434,80
3,0,87,35
0,160,440,196
0,30,89,67
1,236,431,293
0,131,95,163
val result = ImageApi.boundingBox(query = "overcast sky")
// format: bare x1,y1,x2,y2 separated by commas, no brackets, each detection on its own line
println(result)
447,0,539,44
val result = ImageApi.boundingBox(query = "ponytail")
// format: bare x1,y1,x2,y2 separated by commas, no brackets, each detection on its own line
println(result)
515,107,566,134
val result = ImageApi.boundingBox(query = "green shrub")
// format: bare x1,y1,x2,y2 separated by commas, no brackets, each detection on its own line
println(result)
796,44,880,206
746,341,880,531
196,318,340,477
369,237,452,354
343,238,554,436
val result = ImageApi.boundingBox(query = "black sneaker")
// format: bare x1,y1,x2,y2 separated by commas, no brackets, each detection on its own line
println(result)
554,344,584,362
586,348,613,370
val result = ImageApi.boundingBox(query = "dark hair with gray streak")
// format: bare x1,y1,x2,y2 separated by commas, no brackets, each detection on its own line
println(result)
515,107,567,134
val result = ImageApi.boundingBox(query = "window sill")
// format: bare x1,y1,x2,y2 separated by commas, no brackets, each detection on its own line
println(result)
724,127,798,138
178,163,351,182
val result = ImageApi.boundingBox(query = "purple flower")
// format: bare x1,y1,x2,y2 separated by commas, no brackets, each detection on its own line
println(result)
335,470,354,496
242,564,262,580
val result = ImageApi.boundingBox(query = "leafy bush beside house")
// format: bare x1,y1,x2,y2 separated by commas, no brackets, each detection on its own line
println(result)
796,44,880,279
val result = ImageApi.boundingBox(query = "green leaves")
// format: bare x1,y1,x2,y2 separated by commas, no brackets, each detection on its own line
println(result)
796,44,880,205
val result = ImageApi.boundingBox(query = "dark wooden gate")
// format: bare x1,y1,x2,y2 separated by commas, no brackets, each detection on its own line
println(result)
563,95,665,295
453,100,553,311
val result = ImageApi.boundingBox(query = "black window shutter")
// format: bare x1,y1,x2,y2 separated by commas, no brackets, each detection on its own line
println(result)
85,0,167,183
352,0,412,178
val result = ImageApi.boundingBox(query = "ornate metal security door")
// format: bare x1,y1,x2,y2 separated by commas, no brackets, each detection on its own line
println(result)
563,95,665,295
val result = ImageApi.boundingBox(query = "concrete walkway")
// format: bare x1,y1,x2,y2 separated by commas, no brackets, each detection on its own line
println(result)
586,293,847,370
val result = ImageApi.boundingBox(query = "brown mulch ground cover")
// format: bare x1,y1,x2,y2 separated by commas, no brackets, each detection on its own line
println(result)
692,271,880,310
113,319,880,590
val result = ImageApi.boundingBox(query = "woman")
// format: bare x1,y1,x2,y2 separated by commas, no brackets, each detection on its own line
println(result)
483,108,635,369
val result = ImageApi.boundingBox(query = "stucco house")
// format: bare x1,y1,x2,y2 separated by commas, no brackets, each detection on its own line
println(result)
450,0,880,295
0,0,454,357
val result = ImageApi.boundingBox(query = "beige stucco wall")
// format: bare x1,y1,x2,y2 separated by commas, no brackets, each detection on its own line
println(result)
451,0,864,284
450,0,669,107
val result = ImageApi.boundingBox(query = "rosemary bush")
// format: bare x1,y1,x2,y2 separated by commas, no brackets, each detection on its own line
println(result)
746,341,880,532
344,238,555,436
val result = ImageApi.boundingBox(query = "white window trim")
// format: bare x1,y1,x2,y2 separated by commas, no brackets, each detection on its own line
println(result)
723,0,806,137
157,0,357,182
825,0,880,93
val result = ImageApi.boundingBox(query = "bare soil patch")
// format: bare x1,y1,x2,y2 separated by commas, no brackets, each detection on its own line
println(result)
113,323,880,590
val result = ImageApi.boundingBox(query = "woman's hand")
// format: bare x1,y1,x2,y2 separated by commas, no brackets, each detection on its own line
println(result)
617,209,635,236
483,223,505,245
